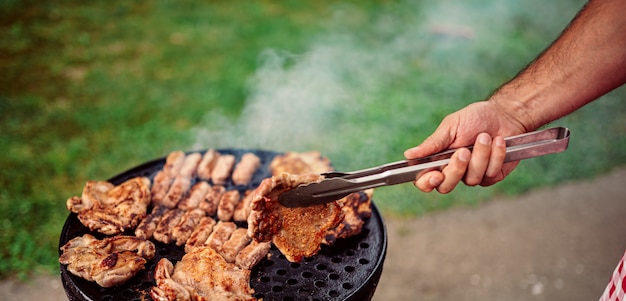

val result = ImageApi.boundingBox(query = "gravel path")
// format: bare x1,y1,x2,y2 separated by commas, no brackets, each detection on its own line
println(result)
2,167,624,301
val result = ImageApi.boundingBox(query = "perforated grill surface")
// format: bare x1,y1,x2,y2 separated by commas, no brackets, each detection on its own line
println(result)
59,149,387,301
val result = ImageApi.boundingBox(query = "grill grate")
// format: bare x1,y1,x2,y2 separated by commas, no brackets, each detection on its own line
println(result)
59,149,387,301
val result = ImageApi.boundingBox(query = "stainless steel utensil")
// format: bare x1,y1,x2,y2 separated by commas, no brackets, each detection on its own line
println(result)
278,126,570,208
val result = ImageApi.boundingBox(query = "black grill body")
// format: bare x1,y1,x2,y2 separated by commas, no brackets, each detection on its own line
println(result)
59,149,387,301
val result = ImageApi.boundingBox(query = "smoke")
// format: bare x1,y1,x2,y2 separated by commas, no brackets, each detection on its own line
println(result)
191,0,583,169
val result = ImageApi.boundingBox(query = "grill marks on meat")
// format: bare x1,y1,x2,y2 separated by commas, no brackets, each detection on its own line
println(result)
199,185,225,216
151,151,185,205
66,177,151,235
248,173,344,262
185,216,217,253
59,234,155,287
151,247,255,301
135,206,166,239
217,190,240,221
171,208,206,246
160,153,202,208
177,181,211,210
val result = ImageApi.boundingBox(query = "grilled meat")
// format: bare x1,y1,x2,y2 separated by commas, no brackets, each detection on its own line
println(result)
197,149,219,180
198,185,225,216
185,216,217,253
217,190,240,221
235,240,271,270
177,181,211,210
151,151,185,204
135,206,166,239
248,173,344,262
59,234,155,288
269,151,332,175
171,208,206,246
221,228,252,263
151,246,255,301
211,154,236,185
153,209,184,244
232,153,261,185
66,177,151,235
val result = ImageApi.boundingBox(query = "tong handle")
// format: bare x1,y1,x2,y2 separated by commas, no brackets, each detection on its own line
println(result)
377,126,570,186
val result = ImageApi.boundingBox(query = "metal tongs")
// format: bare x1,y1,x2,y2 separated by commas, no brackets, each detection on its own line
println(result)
278,126,570,208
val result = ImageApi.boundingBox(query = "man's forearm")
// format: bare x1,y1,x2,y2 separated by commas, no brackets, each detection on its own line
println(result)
490,0,626,131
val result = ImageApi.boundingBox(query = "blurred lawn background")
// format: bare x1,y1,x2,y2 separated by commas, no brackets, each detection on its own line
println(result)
1,0,625,279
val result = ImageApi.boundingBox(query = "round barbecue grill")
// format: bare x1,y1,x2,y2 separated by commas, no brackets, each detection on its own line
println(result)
59,149,387,301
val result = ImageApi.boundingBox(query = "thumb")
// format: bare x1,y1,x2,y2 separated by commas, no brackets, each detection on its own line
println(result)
404,129,453,159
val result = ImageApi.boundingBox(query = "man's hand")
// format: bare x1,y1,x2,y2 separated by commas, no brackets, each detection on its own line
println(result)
404,101,524,193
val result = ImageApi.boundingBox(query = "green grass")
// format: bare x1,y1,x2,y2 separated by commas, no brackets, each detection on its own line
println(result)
2,0,625,279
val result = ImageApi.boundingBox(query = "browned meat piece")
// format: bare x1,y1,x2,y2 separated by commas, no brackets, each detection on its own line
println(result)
206,221,237,253
171,209,206,246
178,152,202,178
135,206,166,239
59,234,155,288
185,216,217,253
153,209,185,244
235,241,271,270
160,153,201,208
177,181,210,210
220,228,251,263
198,185,225,216
151,151,185,205
161,176,191,208
269,151,333,175
197,149,219,180
217,190,240,221
150,247,255,301
211,154,236,185
66,177,151,235
231,153,261,185
323,189,373,245
233,190,254,222
248,173,344,262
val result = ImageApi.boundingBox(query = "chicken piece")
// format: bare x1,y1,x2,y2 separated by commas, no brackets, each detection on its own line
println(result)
185,216,217,253
135,206,166,239
59,234,155,288
217,190,240,221
248,173,344,262
150,247,255,301
153,209,184,244
151,151,186,205
269,151,333,175
211,154,236,185
221,228,252,263
197,149,220,180
206,221,237,253
177,181,210,210
198,185,225,216
233,190,254,222
235,241,271,270
323,189,373,245
66,177,151,235
231,153,261,185
171,209,206,246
